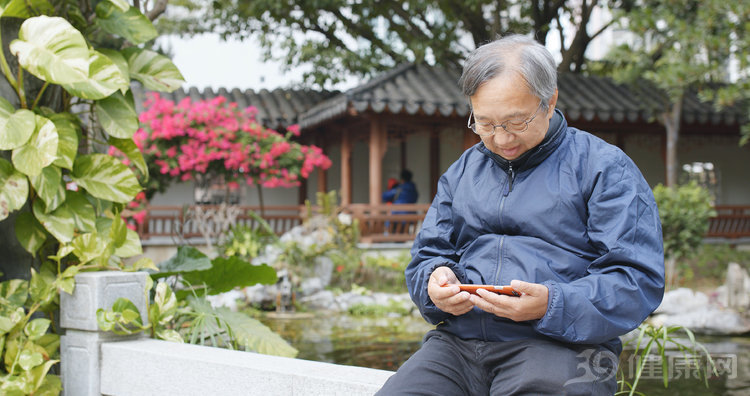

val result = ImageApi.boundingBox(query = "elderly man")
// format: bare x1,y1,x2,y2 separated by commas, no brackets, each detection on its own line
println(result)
377,35,665,395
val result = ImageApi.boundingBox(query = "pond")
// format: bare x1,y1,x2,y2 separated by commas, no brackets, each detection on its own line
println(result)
260,312,750,395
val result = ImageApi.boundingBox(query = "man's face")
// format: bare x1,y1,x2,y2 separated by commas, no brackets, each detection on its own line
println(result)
469,72,558,161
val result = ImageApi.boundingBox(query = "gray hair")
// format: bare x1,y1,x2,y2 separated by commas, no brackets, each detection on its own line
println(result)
459,34,557,109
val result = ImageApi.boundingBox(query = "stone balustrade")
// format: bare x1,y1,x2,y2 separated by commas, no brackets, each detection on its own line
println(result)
60,271,393,395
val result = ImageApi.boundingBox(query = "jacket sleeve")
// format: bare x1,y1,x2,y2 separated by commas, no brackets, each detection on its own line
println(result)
382,187,397,202
405,173,466,325
533,154,665,344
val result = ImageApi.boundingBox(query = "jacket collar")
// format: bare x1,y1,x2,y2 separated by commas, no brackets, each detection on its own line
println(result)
477,108,567,173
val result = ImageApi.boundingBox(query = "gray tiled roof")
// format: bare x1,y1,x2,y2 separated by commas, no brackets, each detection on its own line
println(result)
131,84,339,130
131,64,745,132
298,64,746,129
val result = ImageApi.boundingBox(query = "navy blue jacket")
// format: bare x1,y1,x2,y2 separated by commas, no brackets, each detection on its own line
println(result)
406,109,665,353
383,181,419,204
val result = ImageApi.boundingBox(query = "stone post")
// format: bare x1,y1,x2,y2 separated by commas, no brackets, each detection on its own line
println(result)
60,271,149,396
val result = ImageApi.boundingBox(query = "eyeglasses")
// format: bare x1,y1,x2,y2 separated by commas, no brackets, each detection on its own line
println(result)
467,100,545,136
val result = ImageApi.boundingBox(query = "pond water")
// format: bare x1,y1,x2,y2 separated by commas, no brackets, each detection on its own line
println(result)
260,312,750,395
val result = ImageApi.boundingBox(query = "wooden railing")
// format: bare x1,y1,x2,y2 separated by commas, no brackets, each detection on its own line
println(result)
136,205,307,242
708,205,750,239
136,204,431,243
136,204,750,244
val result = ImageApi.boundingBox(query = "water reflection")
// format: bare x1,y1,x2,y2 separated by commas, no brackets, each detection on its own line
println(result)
260,313,750,395
259,312,433,371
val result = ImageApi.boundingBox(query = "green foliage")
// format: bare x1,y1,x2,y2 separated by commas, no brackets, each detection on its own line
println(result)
181,256,277,296
679,244,750,285
151,245,212,280
272,191,362,289
152,246,276,298
96,246,297,357
348,300,411,317
158,1,630,87
219,216,278,261
0,1,183,393
653,182,716,261
357,252,411,293
0,278,61,396
183,296,297,357
96,297,149,335
617,323,716,395
604,0,750,145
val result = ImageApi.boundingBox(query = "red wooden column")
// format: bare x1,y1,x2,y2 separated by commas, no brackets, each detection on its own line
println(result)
340,130,352,205
369,118,387,205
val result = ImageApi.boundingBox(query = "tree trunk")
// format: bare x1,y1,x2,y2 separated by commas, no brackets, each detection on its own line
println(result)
257,184,265,216
661,99,683,187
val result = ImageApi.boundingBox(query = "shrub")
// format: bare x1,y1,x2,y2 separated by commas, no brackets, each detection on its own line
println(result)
653,182,716,287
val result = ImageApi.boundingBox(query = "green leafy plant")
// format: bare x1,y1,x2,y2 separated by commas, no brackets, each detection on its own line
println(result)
96,298,148,335
220,212,279,261
357,252,410,293
263,191,363,290
0,1,182,393
617,323,717,396
0,277,61,395
653,182,716,288
97,245,297,357
681,244,750,285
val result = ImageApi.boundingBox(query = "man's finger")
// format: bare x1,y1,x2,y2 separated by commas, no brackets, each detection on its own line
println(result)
510,280,544,296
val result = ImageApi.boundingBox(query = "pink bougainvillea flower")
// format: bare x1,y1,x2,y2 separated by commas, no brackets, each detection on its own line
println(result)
113,92,332,226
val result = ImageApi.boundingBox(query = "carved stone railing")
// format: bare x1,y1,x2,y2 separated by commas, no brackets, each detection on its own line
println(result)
59,272,393,395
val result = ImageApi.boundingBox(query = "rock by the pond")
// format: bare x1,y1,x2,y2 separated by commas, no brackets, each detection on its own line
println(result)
725,262,750,311
299,277,325,296
298,290,335,311
651,287,750,335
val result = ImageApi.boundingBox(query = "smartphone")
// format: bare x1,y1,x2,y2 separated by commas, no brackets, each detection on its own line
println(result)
450,284,520,297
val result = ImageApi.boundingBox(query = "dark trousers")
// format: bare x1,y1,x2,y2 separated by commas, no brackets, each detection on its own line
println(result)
376,329,618,396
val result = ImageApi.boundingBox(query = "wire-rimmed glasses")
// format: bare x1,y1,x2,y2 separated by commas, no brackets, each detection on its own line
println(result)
467,100,545,137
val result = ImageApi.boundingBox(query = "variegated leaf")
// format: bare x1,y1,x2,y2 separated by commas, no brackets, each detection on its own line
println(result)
71,154,141,203
123,47,184,93
62,49,129,100
0,158,29,221
8,16,89,85
11,115,58,177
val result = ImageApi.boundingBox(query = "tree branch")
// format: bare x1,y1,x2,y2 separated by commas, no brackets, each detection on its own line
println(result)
327,8,407,63
146,0,168,21
391,6,434,44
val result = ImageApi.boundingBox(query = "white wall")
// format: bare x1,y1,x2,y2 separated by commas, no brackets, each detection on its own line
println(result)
149,180,301,207
621,134,666,188
678,134,750,205
405,134,431,204
352,139,371,203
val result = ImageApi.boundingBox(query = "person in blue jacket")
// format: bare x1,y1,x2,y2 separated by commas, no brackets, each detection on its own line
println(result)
382,169,419,233
382,169,419,205
377,34,665,395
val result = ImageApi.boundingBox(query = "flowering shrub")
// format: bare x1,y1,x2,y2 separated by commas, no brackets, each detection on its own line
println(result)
112,93,332,227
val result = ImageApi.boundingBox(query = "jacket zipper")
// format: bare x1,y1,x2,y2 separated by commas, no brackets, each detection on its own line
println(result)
497,163,514,283
483,162,515,339
503,163,515,197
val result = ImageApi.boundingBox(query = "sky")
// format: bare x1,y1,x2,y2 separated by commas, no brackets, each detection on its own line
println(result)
159,34,360,92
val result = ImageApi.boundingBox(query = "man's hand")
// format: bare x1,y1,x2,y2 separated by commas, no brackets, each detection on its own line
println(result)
470,280,548,321
427,266,473,316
